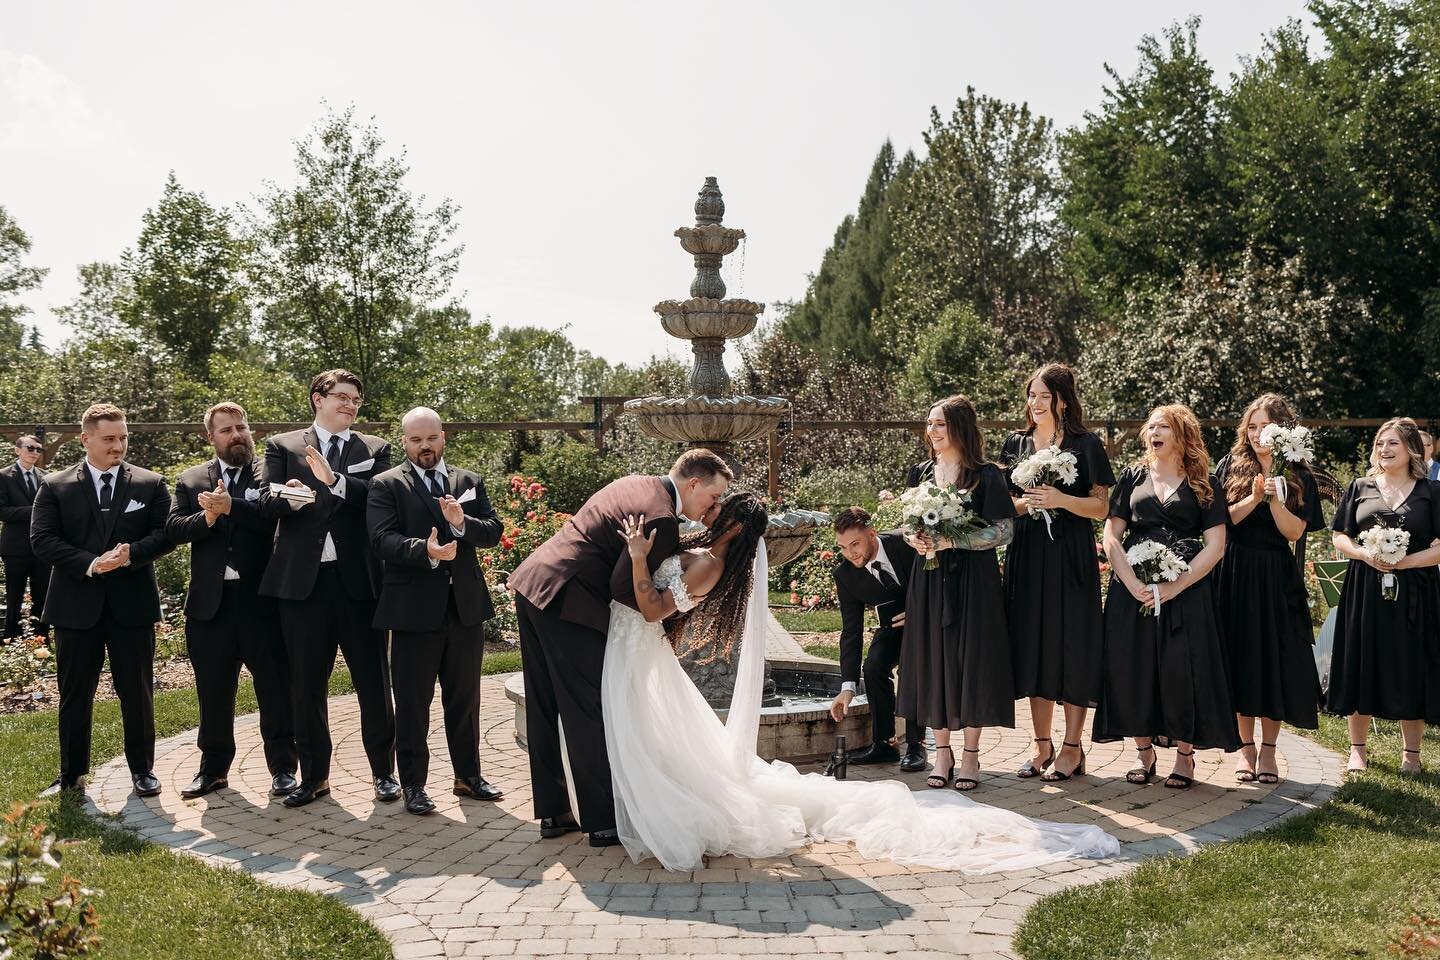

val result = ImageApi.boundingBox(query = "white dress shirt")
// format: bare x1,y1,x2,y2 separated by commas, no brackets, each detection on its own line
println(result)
840,538,903,696
84,461,122,577
219,463,243,580
413,458,466,568
311,423,351,562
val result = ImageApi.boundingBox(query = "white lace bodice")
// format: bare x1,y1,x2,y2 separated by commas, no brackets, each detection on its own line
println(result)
654,554,697,613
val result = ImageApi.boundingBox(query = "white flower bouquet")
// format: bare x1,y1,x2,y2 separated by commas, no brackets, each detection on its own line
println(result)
1009,445,1080,540
1125,539,1191,616
1257,423,1315,503
1358,524,1409,601
898,482,988,570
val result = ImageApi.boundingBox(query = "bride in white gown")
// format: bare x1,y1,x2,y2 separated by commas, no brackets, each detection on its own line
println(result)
601,493,1120,874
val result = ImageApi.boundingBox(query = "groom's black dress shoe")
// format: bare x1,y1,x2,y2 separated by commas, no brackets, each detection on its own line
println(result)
374,775,402,803
900,742,929,773
540,812,581,839
180,773,228,798
283,780,331,808
453,776,504,801
403,786,435,815
270,773,299,797
848,741,901,765
588,828,621,848
132,772,162,797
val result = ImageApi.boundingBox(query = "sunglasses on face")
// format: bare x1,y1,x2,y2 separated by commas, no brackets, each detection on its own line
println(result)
19,445,42,454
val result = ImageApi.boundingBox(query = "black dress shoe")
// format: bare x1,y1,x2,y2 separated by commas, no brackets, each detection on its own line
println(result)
269,772,299,797
132,772,162,797
539,812,581,838
453,775,504,801
39,776,83,798
900,742,929,773
180,773,228,799
588,828,621,847
374,775,402,802
403,785,435,815
282,780,331,808
848,741,901,765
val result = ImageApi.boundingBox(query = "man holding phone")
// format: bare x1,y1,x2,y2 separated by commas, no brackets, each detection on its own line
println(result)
828,507,926,771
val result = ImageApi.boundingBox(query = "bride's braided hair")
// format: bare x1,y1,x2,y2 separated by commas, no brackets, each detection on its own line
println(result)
665,492,770,662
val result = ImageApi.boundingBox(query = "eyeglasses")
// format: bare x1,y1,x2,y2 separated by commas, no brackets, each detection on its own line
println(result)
19,445,42,454
327,393,363,408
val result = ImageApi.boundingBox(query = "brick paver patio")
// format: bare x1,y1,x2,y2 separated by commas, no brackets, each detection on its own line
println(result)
87,675,1341,958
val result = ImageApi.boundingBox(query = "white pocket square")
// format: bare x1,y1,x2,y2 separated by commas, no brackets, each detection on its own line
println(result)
243,487,261,502
347,458,375,474
123,499,146,513
456,488,476,504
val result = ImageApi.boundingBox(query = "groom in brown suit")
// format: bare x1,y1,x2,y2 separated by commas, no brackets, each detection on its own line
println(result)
506,449,731,845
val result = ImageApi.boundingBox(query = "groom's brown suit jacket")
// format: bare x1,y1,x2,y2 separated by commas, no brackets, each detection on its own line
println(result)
506,474,681,635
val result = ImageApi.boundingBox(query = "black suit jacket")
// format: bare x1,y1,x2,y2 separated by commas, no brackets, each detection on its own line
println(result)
368,461,503,632
29,461,173,629
0,462,46,557
831,531,917,686
257,427,390,602
167,457,276,621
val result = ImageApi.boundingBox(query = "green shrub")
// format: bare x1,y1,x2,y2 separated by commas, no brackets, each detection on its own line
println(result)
520,440,625,515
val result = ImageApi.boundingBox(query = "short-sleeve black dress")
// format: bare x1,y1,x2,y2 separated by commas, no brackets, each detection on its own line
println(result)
1326,477,1440,723
1212,457,1324,728
896,461,1018,730
1000,430,1115,708
1093,465,1241,750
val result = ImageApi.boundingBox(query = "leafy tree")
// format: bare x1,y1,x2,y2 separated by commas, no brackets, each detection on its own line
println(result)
900,301,1022,419
0,207,49,358
51,262,135,343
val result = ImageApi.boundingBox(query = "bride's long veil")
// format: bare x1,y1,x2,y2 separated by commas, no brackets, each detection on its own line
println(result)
722,539,768,767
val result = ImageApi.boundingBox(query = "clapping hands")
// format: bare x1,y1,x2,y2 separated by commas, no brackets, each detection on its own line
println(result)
303,444,336,487
438,495,465,529
92,542,130,574
426,527,457,562
198,481,231,525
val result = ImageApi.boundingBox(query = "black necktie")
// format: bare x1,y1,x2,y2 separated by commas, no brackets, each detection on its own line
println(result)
426,469,447,497
871,560,900,592
326,435,343,472
99,472,113,511
24,471,36,497
225,467,238,489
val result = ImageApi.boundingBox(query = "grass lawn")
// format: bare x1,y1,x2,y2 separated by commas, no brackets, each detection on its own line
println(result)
1,669,392,960
1014,715,1440,960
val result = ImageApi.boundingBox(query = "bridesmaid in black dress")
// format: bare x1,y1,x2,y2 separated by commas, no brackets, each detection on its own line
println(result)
1328,417,1440,778
1095,404,1240,788
1000,364,1114,783
1214,394,1324,786
896,394,1017,792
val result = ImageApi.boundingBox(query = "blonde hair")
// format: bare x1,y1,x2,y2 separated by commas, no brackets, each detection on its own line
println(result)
1368,417,1427,480
204,401,248,434
80,403,126,431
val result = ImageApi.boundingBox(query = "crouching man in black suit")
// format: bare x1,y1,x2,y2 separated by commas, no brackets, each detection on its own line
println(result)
368,407,504,815
30,404,173,797
828,507,927,771
167,402,298,799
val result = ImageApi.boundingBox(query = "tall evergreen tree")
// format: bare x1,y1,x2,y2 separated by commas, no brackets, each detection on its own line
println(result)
0,206,48,359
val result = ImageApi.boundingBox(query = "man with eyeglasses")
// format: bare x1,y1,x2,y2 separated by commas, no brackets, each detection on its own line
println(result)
258,369,397,808
0,435,51,640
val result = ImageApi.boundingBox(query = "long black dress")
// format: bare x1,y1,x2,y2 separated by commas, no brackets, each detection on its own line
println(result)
1213,457,1324,728
1093,466,1241,750
1326,477,1440,723
896,461,1017,730
1001,430,1115,708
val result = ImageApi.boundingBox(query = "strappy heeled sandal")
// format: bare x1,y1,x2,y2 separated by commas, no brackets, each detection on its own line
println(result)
1127,744,1157,785
1256,741,1280,784
927,745,955,789
1017,737,1054,779
1164,748,1196,789
1400,747,1423,776
955,746,981,792
1234,739,1257,782
1346,741,1367,779
1041,741,1087,782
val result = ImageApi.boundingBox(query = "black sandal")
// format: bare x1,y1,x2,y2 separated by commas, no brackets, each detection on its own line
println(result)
927,745,955,789
955,747,981,792
1346,741,1367,779
1234,740,1257,783
1041,741,1087,782
1256,741,1280,784
1401,747,1423,776
1164,748,1196,789
1017,737,1054,779
1127,744,1157,785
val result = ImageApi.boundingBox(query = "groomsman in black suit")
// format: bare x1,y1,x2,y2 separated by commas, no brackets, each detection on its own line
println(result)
167,402,297,799
30,404,173,797
258,369,397,808
828,507,927,771
368,407,504,815
0,435,50,639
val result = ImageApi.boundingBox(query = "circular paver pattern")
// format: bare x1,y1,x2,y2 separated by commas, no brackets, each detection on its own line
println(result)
87,675,1340,958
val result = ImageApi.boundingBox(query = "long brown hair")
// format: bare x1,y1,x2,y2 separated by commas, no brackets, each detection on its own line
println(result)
1142,404,1214,506
1223,393,1311,512
666,492,769,663
924,394,987,490
1022,363,1089,439
1368,417,1428,480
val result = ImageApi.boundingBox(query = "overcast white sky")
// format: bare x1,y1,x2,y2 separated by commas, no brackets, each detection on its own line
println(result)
2,2,1312,366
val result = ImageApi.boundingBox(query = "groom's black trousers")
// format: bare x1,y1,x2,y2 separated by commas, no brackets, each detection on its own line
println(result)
515,593,616,834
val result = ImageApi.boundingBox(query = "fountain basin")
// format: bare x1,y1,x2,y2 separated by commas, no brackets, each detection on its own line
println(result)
675,224,745,257
765,507,831,566
624,395,788,444
654,298,763,341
